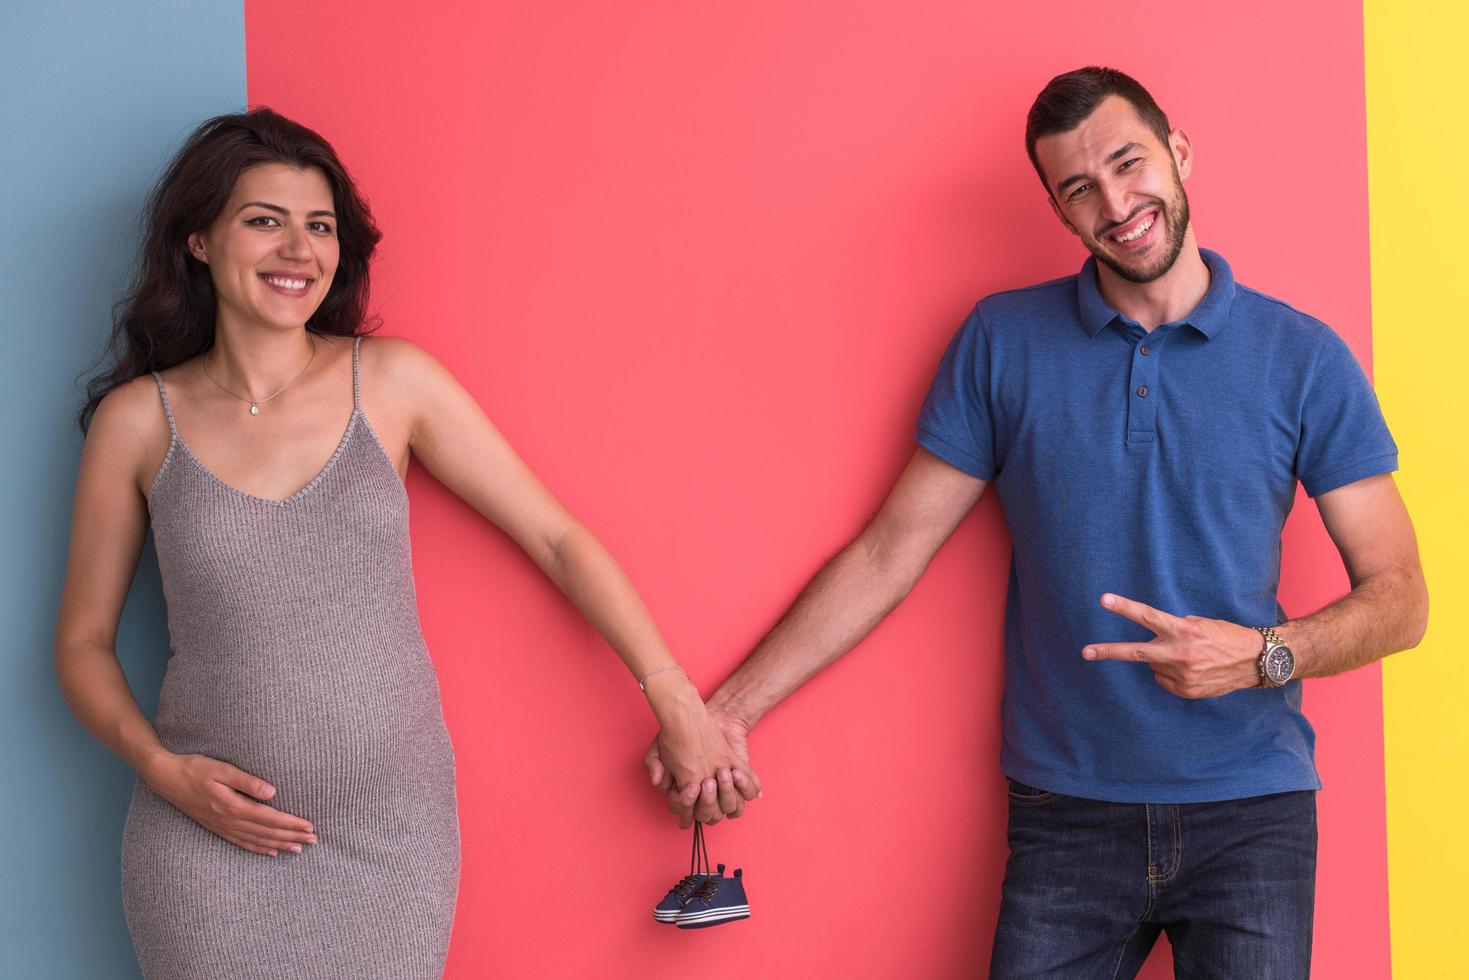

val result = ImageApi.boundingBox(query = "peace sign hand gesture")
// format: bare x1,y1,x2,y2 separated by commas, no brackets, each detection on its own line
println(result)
1081,593,1266,699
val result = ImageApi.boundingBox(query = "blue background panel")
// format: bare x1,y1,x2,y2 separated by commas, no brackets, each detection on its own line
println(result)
1,3,243,975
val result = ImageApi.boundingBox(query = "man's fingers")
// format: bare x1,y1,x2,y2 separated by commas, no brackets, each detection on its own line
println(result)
1152,671,1190,699
694,778,721,825
671,784,700,829
731,768,762,801
1099,593,1181,636
666,782,698,815
1083,641,1162,663
715,769,741,816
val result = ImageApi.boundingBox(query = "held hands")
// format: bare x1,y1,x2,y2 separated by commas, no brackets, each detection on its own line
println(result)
1082,593,1264,699
651,709,761,829
141,751,316,857
641,678,761,828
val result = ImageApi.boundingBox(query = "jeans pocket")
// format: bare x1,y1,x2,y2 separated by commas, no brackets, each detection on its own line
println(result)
1006,780,1058,806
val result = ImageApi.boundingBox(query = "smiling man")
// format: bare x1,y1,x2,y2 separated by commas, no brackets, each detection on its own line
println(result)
645,67,1427,977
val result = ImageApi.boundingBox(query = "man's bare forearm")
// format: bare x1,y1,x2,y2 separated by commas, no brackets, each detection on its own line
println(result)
699,449,987,731
706,530,923,729
1278,565,1428,679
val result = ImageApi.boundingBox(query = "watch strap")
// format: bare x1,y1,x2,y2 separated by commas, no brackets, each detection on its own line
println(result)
1254,626,1287,687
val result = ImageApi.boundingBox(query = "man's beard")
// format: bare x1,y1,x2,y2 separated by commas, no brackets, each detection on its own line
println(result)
1088,169,1191,285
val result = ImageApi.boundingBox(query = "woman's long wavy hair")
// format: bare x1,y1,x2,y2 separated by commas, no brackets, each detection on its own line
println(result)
76,107,382,433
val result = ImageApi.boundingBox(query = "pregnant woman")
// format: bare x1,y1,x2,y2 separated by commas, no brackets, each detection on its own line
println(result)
53,108,756,979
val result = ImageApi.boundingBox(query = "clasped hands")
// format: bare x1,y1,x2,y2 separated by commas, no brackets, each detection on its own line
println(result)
642,677,760,828
1082,592,1267,698
646,707,761,829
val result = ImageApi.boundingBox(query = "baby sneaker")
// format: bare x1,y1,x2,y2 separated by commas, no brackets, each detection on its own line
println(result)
654,823,719,924
675,868,750,929
653,863,724,923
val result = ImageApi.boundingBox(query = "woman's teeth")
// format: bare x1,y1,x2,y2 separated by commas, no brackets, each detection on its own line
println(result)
263,275,309,289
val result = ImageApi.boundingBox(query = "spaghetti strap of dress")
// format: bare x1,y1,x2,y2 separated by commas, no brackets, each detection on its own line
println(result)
150,371,178,441
352,334,362,411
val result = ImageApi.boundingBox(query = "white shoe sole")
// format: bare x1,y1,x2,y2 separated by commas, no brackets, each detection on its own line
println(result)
675,905,751,928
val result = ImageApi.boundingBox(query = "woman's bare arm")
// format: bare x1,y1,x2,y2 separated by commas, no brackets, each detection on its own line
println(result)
367,336,759,822
56,378,173,772
53,377,315,855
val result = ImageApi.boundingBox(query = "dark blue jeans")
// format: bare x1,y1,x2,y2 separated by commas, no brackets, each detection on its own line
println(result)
989,782,1317,979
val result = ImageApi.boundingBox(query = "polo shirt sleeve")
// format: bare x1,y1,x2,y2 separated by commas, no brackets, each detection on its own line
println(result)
1296,328,1399,497
916,304,998,480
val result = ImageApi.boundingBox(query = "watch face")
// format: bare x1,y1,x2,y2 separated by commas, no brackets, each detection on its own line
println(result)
1265,645,1295,684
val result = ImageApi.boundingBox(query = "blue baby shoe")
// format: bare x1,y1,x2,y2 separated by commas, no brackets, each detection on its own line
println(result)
654,863,724,923
654,823,720,924
675,868,749,929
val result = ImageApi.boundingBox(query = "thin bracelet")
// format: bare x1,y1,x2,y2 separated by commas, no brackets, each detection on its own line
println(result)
638,665,685,692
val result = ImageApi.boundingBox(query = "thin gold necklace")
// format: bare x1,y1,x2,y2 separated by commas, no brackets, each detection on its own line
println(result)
203,334,318,416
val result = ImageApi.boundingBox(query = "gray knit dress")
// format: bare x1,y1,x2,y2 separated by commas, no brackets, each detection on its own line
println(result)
122,336,460,979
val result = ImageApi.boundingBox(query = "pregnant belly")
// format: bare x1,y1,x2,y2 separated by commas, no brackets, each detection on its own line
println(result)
153,650,455,820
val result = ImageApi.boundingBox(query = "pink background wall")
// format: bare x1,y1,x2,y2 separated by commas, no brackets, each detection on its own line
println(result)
246,2,1387,974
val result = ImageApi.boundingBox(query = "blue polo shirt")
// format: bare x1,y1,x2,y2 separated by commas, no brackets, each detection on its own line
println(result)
916,249,1397,803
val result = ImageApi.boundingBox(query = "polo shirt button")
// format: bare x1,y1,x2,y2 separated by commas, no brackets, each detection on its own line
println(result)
1137,386,1148,397
1140,345,1150,355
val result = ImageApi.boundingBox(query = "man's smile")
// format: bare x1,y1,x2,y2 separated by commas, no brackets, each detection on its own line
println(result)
1101,207,1160,251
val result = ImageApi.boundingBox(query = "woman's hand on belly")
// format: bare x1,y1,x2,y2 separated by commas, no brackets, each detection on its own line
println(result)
141,751,318,857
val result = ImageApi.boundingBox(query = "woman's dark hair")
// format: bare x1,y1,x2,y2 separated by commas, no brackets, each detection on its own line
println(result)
77,107,382,433
1024,67,1172,195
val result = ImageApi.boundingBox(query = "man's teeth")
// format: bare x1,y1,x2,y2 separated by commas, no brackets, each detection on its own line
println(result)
263,275,309,289
1113,215,1154,243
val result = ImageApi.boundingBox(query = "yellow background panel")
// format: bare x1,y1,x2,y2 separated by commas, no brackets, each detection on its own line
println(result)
1365,1,1469,974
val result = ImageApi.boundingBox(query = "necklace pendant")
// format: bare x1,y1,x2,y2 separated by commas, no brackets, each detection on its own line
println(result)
250,403,259,416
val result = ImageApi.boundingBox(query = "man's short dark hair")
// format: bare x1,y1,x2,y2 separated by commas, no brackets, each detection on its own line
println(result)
1025,67,1172,195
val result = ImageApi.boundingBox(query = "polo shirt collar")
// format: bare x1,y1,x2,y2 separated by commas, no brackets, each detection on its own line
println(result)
1077,247,1236,339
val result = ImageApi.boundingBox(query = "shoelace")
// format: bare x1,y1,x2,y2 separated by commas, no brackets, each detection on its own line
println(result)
669,874,705,900
667,822,713,899
688,875,723,908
